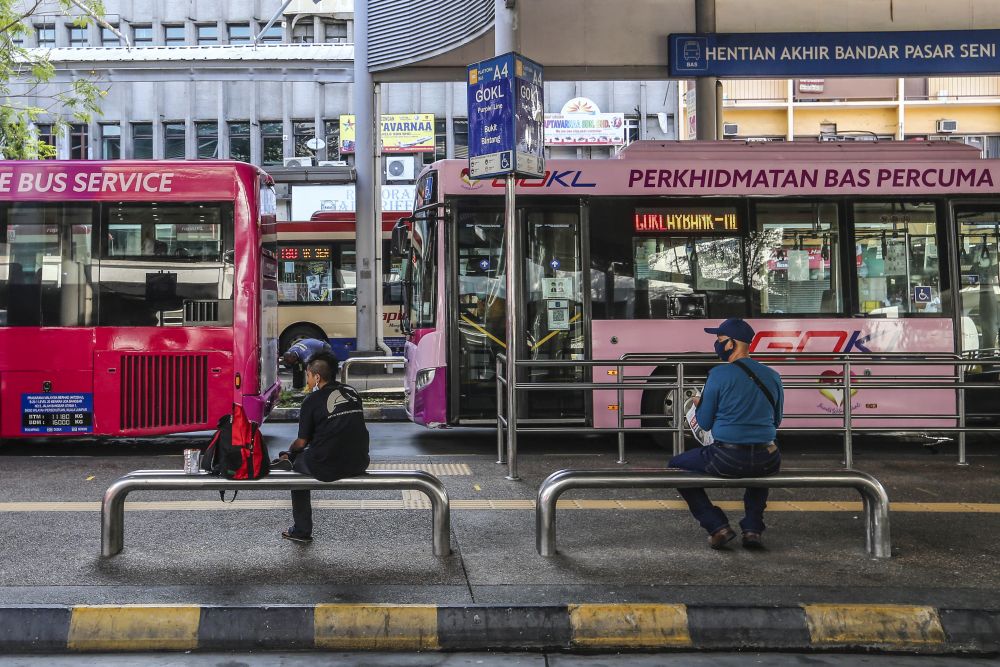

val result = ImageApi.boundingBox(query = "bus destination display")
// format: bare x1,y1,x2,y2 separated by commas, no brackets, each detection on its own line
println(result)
634,207,739,233
279,246,331,261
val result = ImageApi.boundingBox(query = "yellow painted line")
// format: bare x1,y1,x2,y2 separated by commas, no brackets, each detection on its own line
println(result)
803,604,945,646
2,499,1000,513
369,463,472,476
314,604,438,651
569,603,691,648
531,313,583,350
68,605,200,651
460,314,506,349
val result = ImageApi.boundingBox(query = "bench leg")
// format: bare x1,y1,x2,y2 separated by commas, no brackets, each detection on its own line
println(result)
101,480,131,557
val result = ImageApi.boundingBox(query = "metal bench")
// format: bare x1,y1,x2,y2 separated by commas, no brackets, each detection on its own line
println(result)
102,469,451,557
536,468,891,559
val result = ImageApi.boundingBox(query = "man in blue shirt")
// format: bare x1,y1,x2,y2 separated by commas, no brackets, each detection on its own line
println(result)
282,338,333,389
668,318,783,550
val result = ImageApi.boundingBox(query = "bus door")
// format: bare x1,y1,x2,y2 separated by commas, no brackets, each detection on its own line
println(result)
452,205,585,423
953,204,1000,419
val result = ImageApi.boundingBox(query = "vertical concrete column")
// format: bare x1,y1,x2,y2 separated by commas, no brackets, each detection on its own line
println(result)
88,119,99,159
786,79,794,141
353,0,379,353
639,81,648,140
57,124,71,159
186,81,196,159
445,84,455,158
896,77,905,140
494,0,516,53
282,81,293,159
694,0,718,140
152,86,164,159
217,81,229,159
250,81,261,165
120,86,134,159
315,82,327,162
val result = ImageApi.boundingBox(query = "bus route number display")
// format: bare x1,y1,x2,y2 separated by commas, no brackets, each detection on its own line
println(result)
279,246,331,261
634,207,739,233
21,393,94,434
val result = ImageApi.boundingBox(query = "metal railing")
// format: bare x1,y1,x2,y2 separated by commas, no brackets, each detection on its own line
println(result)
535,468,891,559
497,351,1000,478
101,469,451,557
339,355,404,386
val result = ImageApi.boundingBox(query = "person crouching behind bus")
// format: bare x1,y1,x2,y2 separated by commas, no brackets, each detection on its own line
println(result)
272,352,370,543
282,338,333,389
669,318,783,550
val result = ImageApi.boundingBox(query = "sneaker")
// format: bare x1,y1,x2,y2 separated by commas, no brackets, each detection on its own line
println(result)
708,526,736,550
742,531,764,550
281,528,312,544
270,458,293,471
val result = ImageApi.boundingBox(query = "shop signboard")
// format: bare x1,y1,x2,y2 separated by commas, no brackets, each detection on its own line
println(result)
339,114,435,154
467,51,544,179
670,30,1000,78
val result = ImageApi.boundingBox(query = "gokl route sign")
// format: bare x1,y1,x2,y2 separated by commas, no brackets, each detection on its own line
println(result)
467,52,544,179
669,30,1000,78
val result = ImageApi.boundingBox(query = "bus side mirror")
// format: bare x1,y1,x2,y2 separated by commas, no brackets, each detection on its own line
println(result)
390,219,410,258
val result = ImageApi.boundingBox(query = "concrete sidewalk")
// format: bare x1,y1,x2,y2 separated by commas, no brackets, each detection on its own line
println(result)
0,426,998,654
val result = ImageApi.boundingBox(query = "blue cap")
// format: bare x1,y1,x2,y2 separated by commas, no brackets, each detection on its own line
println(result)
704,318,755,344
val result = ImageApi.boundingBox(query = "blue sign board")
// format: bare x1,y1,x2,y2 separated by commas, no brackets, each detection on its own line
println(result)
669,30,1000,77
467,52,544,179
913,286,933,303
21,392,94,434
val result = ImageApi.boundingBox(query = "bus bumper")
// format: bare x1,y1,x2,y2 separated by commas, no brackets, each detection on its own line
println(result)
245,381,282,424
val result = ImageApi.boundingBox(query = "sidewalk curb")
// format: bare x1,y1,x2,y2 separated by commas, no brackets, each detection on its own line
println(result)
1,603,997,654
269,405,407,423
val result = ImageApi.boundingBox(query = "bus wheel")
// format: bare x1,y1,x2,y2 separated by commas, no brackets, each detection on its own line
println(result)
279,324,326,356
640,385,698,450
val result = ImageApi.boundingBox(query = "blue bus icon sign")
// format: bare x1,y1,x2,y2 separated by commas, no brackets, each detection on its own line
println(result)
672,36,708,72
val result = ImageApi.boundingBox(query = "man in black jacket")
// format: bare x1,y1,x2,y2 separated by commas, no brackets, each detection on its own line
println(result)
273,352,370,543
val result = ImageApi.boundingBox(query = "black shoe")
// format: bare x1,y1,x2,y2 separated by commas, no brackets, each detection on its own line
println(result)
270,458,293,471
742,531,764,550
282,528,312,544
708,526,736,550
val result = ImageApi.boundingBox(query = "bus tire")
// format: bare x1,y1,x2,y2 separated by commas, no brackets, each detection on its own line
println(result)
640,387,676,449
279,324,327,356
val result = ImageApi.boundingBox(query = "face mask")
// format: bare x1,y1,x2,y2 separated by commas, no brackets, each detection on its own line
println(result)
714,338,734,362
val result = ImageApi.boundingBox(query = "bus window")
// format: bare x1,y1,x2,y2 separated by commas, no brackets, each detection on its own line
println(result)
97,202,234,326
1,203,95,327
955,205,1000,354
747,202,842,315
408,213,437,328
852,202,942,317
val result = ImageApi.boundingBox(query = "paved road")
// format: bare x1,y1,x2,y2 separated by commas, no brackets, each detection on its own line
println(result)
1,653,997,666
0,423,997,607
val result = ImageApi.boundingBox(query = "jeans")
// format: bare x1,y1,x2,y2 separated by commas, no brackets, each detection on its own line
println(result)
290,454,313,536
668,443,781,535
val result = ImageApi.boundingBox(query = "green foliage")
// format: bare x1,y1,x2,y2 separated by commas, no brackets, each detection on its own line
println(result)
0,0,107,158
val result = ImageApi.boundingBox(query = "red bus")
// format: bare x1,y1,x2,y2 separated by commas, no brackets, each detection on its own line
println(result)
0,161,280,438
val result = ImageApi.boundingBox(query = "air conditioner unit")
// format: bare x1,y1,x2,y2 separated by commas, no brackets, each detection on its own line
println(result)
722,122,739,137
385,155,415,181
937,119,958,133
318,160,348,166
283,156,313,167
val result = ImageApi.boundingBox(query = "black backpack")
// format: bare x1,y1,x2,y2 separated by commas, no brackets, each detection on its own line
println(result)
304,383,370,482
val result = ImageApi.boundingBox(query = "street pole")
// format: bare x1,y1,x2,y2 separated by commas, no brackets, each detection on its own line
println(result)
353,0,379,355
695,0,718,140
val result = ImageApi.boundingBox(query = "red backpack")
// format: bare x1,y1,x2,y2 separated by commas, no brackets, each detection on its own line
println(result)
203,403,269,481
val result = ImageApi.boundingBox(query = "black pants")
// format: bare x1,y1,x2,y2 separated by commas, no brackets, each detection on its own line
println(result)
290,454,314,536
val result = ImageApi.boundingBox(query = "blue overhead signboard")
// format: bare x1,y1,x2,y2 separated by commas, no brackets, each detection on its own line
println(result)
669,30,1000,78
467,52,544,179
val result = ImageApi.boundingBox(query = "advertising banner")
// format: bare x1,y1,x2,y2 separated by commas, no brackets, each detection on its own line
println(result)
544,97,625,146
291,184,415,220
467,51,545,179
339,114,435,154
670,30,1000,78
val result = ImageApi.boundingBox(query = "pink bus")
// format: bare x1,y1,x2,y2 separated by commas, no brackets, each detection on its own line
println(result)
0,161,280,438
398,141,1000,433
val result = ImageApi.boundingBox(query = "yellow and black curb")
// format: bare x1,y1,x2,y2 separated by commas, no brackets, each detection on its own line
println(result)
1,603,997,654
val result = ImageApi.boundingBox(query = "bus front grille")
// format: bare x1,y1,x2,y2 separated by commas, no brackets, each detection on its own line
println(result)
120,353,209,430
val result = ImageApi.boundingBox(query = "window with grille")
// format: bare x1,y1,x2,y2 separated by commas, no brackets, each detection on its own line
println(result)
196,122,218,159
196,24,217,45
101,124,120,159
36,24,55,47
164,25,185,46
292,22,313,43
101,26,121,46
261,121,283,166
132,25,153,46
164,123,186,159
70,124,88,159
227,23,250,44
132,123,153,158
228,122,250,162
68,26,88,47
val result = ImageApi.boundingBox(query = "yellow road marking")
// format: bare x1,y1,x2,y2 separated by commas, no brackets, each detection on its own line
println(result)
314,604,438,651
370,463,472,476
569,603,691,648
459,314,506,349
68,605,200,651
1,499,1000,513
803,604,945,646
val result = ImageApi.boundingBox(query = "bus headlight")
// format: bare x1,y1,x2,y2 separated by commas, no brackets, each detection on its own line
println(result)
415,368,436,391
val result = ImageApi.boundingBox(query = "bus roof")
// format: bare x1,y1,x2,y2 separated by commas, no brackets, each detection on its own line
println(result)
616,140,983,162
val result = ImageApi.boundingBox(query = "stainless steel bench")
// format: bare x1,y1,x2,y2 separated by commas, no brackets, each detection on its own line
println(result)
102,469,451,557
536,468,891,559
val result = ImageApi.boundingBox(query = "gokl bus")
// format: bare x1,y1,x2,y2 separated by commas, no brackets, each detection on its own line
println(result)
397,141,1000,433
276,211,405,359
0,161,279,439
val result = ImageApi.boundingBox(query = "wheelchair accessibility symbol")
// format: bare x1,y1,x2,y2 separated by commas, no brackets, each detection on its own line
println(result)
913,285,932,303
500,152,511,170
